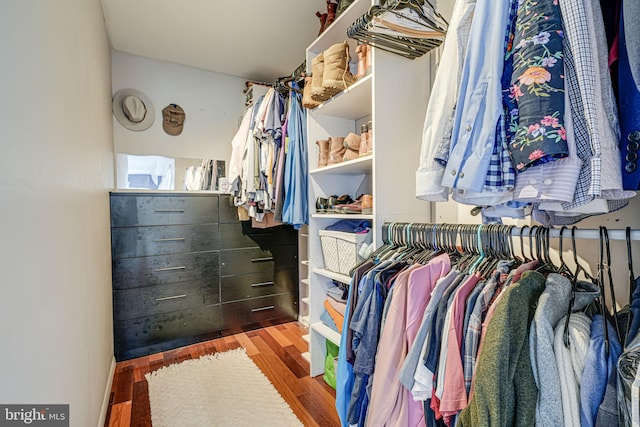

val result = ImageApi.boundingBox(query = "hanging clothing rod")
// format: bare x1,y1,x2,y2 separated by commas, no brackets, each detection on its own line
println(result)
381,222,640,242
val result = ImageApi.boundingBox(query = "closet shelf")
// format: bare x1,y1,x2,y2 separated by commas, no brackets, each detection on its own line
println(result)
302,297,310,305
310,74,372,119
312,213,374,220
314,267,351,284
301,351,311,362
300,315,310,327
311,322,341,346
301,260,310,266
310,155,372,176
302,334,311,344
301,278,310,286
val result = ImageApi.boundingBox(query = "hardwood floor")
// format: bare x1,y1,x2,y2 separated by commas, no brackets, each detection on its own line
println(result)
104,322,340,427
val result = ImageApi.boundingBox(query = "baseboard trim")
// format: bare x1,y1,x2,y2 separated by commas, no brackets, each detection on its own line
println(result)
97,356,116,427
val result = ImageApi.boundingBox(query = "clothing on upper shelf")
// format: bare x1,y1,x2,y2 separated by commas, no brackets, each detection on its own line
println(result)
228,85,308,228
415,0,637,225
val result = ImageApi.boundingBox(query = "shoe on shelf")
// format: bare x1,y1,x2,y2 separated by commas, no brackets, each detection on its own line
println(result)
327,136,346,165
322,41,356,97
338,194,372,214
328,194,353,212
316,139,330,167
343,147,359,162
316,196,330,213
343,132,361,150
361,194,373,214
311,54,330,103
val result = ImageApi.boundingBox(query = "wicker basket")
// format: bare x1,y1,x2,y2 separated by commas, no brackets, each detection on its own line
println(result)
319,229,372,275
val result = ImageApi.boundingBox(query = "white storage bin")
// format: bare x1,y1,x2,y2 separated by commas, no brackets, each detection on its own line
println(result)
319,229,372,275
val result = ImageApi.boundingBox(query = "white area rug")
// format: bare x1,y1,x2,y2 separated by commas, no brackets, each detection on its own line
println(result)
145,348,303,427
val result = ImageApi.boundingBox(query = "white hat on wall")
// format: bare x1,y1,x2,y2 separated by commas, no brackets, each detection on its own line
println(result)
112,88,155,131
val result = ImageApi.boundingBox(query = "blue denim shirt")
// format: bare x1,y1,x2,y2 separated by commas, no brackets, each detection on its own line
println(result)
441,0,512,192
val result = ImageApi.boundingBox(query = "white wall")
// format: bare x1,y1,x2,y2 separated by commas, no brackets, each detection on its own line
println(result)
0,1,115,426
112,51,247,163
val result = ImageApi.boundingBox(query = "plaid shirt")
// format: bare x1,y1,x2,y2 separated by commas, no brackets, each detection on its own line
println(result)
462,261,513,394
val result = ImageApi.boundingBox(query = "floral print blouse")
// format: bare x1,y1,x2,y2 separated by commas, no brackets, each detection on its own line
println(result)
508,0,568,171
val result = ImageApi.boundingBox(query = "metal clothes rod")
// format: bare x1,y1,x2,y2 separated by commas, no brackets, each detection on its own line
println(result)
381,222,640,242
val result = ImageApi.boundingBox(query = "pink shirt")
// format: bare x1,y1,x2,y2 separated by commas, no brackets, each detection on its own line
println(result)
366,254,451,427
439,273,481,422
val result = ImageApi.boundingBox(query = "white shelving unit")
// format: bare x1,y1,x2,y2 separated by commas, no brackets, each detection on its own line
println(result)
305,0,433,377
298,224,310,329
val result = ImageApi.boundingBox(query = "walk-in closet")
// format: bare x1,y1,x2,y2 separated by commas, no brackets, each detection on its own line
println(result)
2,0,640,426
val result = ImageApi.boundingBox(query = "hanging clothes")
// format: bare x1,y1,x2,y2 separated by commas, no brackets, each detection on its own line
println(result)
415,0,636,225
229,85,308,228
282,87,308,229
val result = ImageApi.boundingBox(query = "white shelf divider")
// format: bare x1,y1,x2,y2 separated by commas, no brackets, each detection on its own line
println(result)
313,267,351,284
311,322,341,346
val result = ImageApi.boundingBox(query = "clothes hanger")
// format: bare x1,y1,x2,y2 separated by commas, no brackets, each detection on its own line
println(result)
556,226,574,278
597,226,611,356
519,225,531,263
625,227,636,343
601,226,622,344
563,226,596,348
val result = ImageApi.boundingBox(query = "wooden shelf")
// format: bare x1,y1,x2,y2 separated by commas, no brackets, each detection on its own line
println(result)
311,322,341,346
313,268,351,284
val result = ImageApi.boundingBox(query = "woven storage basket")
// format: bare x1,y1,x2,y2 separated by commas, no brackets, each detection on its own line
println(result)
319,229,372,275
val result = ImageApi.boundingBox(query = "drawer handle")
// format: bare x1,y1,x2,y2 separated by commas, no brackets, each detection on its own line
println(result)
251,281,275,288
251,305,275,313
153,237,186,242
153,209,185,213
251,257,274,263
154,266,186,272
155,294,187,302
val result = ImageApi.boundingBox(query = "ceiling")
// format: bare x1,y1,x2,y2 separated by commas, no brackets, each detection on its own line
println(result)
101,0,327,82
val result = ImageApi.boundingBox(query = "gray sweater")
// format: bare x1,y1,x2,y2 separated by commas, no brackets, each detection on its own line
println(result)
530,274,600,427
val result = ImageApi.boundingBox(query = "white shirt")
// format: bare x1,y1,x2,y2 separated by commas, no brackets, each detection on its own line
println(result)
416,0,476,201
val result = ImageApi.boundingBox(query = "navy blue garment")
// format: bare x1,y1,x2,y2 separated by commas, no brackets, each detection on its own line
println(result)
508,0,567,171
422,273,467,422
618,7,640,190
626,277,640,343
325,219,371,233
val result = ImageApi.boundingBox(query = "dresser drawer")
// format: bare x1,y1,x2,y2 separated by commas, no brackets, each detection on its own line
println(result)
219,222,298,249
218,195,239,224
220,268,297,302
110,194,218,227
114,304,222,359
113,251,219,290
112,223,219,258
113,279,220,321
219,246,297,275
220,293,297,329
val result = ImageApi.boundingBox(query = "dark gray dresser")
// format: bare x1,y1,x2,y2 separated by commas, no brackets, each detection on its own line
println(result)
110,192,298,360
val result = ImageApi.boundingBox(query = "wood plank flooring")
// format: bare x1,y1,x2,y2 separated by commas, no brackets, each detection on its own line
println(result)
104,322,339,427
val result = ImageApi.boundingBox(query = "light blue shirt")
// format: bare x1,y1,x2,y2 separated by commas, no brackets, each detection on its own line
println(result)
441,0,512,192
282,90,308,229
